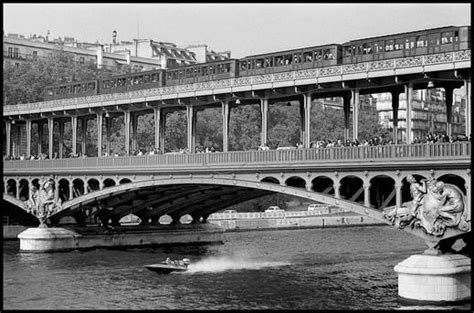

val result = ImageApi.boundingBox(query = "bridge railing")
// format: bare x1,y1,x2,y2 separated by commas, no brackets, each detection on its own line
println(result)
3,142,470,171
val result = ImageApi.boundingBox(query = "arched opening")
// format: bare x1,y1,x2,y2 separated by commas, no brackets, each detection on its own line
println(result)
340,176,364,204
87,179,100,193
311,176,334,195
18,179,29,201
261,177,280,184
119,178,132,184
119,213,141,225
58,179,70,202
285,176,306,189
103,178,116,188
370,175,396,210
436,174,466,194
159,214,172,225
7,179,17,197
72,179,85,198
179,214,193,224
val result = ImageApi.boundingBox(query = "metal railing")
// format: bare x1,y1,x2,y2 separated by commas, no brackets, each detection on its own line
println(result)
3,142,470,171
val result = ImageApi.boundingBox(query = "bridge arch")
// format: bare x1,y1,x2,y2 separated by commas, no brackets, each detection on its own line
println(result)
261,176,280,185
311,175,335,195
340,175,365,205
58,178,70,202
285,176,306,189
369,175,396,210
87,179,100,193
72,178,85,198
103,178,117,188
6,178,17,197
119,178,132,184
18,178,29,201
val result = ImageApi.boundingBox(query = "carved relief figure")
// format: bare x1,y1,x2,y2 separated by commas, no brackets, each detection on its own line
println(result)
24,177,62,226
383,176,469,237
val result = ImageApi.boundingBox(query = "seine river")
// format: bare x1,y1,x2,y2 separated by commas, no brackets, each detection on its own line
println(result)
3,226,471,310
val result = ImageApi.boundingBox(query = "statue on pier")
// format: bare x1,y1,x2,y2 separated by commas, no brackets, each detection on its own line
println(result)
25,177,62,226
383,176,469,237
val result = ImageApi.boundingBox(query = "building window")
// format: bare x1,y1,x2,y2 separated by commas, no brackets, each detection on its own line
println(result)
13,48,19,58
79,56,85,64
8,47,13,58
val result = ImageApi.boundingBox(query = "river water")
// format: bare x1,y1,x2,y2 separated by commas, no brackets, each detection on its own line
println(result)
3,226,471,310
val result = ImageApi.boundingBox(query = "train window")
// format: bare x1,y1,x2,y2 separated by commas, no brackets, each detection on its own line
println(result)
416,35,427,47
454,31,459,42
276,57,284,66
240,61,248,71
362,43,372,54
256,59,264,68
344,46,352,57
385,40,394,51
441,32,453,44
224,63,230,72
324,49,334,60
264,57,273,67
302,51,313,62
293,53,302,64
283,55,292,65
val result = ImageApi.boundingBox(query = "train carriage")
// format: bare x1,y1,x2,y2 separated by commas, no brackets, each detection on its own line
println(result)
239,44,342,77
165,59,238,86
99,69,165,94
342,25,471,64
43,79,98,101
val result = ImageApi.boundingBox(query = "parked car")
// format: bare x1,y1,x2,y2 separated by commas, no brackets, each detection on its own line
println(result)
307,204,326,211
222,210,237,214
265,206,285,212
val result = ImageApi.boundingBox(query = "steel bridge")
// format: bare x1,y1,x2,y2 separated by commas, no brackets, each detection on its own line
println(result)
2,49,471,244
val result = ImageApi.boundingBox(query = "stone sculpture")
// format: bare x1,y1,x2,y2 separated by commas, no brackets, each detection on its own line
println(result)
383,176,469,237
25,177,62,226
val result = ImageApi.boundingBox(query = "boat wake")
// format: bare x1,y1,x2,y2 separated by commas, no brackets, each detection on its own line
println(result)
185,256,290,273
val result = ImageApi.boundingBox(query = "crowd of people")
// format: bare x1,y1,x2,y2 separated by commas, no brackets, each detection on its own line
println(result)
3,132,471,161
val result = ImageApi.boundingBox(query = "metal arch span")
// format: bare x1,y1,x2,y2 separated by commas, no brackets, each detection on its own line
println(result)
57,176,389,224
2,194,29,213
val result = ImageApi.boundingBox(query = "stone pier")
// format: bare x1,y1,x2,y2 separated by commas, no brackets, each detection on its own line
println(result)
17,223,224,252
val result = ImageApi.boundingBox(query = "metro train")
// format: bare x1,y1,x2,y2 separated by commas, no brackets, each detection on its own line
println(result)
43,25,470,101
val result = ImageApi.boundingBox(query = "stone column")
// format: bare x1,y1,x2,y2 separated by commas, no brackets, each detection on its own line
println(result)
54,178,59,201
131,112,138,153
395,183,402,209
81,117,87,155
16,179,20,199
464,80,471,136
5,120,11,157
343,94,351,141
334,181,341,199
391,90,401,144
97,113,103,157
48,117,54,158
260,98,268,145
303,93,312,148
105,115,111,156
71,116,77,156
124,111,131,156
351,89,360,140
186,105,195,152
69,181,74,200
222,101,230,152
363,182,371,207
154,107,161,152
444,85,454,137
26,120,32,157
405,83,414,144
37,121,43,155
58,120,64,158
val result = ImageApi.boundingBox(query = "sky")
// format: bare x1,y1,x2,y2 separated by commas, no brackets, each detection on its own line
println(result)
3,3,471,59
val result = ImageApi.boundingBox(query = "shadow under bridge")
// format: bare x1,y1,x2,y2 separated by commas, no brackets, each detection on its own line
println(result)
50,177,388,226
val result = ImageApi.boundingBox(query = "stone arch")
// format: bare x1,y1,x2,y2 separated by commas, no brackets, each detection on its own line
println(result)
87,179,100,193
58,179,70,202
261,176,280,184
18,179,29,201
179,213,193,224
340,175,364,204
6,179,17,197
72,178,85,198
159,214,172,225
311,175,334,195
119,178,132,184
285,176,306,189
103,178,116,188
370,175,396,210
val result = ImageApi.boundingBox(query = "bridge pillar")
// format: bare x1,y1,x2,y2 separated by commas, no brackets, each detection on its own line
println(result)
464,80,471,136
153,107,162,153
302,93,312,148
5,120,11,157
80,117,87,155
58,120,64,158
351,89,360,140
186,105,196,152
26,119,32,157
260,98,268,145
405,83,414,144
394,183,402,209
363,182,371,207
342,93,351,141
444,85,454,137
391,89,402,144
333,181,341,199
69,181,74,200
48,117,54,159
124,111,131,156
222,101,230,152
71,115,77,156
37,121,43,155
96,113,103,157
